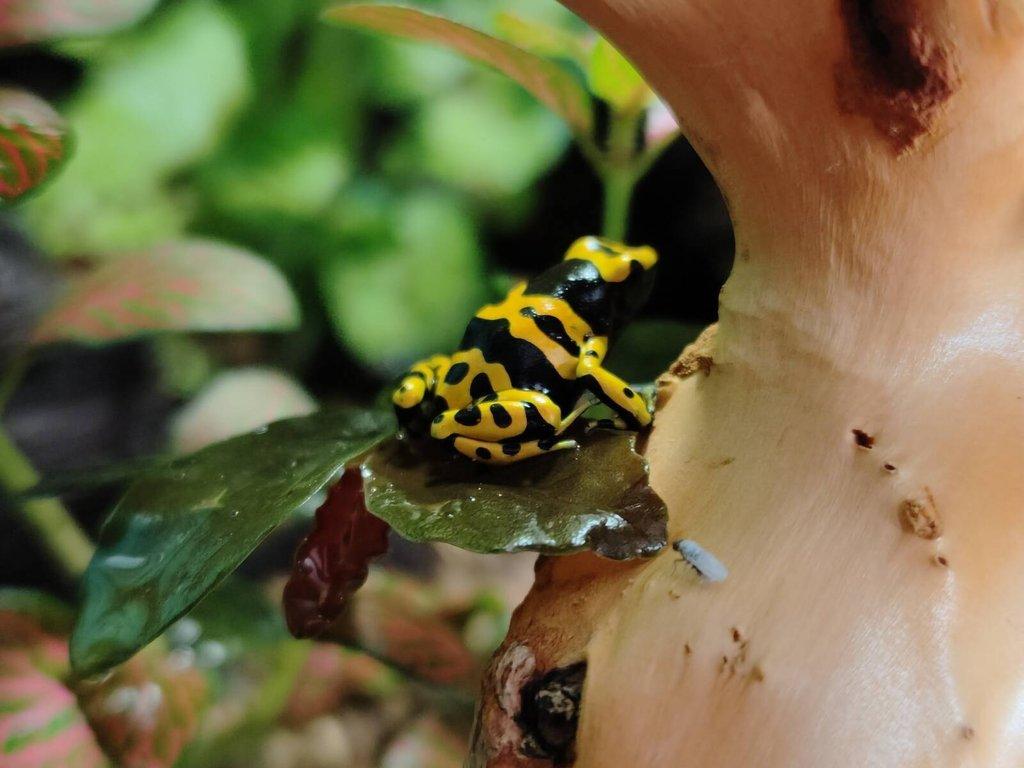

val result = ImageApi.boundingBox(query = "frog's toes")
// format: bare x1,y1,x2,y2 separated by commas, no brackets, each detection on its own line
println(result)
585,417,630,434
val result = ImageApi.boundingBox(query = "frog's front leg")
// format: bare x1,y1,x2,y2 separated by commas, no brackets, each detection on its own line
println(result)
393,354,451,411
577,335,652,429
393,353,452,436
430,389,588,464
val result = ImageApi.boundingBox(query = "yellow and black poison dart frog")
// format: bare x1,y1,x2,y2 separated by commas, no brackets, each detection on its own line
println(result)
392,236,658,465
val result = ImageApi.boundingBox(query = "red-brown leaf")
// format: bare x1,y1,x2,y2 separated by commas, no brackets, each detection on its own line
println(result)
283,470,391,639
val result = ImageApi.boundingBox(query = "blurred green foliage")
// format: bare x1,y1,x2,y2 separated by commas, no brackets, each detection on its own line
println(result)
16,0,603,385
9,0,692,402
0,2,703,763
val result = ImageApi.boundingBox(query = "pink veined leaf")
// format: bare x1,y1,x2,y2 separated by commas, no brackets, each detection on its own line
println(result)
0,0,159,46
329,571,481,691
0,602,110,768
282,646,399,726
32,239,301,345
76,645,208,768
645,98,680,148
170,368,317,454
0,88,69,203
325,4,593,140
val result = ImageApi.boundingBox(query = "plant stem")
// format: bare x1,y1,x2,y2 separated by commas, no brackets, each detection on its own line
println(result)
600,111,642,241
0,356,29,414
0,358,93,580
601,166,635,241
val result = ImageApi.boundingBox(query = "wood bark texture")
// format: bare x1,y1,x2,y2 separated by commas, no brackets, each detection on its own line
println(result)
472,1,1024,766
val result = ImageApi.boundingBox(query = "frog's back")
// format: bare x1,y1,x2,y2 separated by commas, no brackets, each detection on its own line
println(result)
434,270,598,412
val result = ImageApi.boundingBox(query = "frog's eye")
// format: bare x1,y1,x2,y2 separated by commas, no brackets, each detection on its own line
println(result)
588,237,622,256
565,236,621,260
563,237,658,280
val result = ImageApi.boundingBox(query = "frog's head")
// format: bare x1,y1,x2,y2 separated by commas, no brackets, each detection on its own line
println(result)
564,236,658,321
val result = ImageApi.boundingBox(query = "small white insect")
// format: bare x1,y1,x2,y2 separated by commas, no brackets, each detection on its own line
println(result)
672,539,728,583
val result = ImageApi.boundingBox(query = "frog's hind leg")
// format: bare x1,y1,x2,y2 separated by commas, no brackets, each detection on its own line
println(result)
431,388,588,464
452,436,577,465
577,336,652,429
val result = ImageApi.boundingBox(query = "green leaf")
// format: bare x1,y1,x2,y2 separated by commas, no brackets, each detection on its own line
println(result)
23,0,250,256
324,4,593,139
362,431,667,559
170,368,317,454
0,590,75,637
587,37,650,114
374,36,471,105
32,240,300,346
172,578,288,656
320,193,487,375
0,89,70,203
199,106,350,219
399,76,568,198
0,0,158,46
23,457,169,500
70,407,396,677
494,12,587,64
151,335,215,398
605,320,703,383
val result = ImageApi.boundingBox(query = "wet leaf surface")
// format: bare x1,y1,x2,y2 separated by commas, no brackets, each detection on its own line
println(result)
71,408,395,677
325,4,593,139
24,457,170,499
0,88,70,202
0,0,158,46
32,240,299,345
283,471,391,639
363,431,667,560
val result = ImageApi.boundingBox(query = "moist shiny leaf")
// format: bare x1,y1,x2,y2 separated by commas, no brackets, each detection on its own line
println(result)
71,408,395,677
283,471,391,639
362,431,667,560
